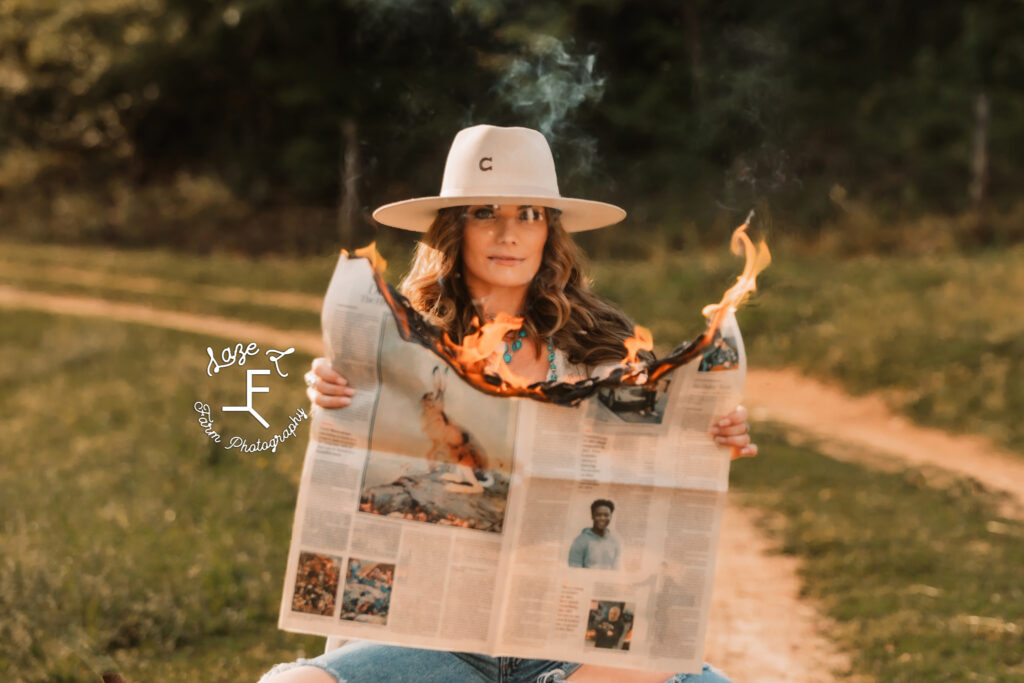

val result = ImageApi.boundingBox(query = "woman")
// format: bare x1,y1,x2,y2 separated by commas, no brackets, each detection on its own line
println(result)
263,125,754,683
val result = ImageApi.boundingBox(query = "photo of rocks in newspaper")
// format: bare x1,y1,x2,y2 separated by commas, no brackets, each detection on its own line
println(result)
278,255,747,673
340,559,395,624
358,320,516,533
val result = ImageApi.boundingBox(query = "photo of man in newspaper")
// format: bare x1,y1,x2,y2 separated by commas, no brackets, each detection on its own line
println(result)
698,331,740,372
585,600,634,651
340,558,395,625
595,378,672,424
568,499,622,570
359,324,516,534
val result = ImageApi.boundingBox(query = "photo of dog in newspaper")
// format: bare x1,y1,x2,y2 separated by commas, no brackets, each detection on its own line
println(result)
358,324,516,533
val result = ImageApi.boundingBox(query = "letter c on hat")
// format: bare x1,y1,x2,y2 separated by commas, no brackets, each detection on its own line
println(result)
479,157,493,171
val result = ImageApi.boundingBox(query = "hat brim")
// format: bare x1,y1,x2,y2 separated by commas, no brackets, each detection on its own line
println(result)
372,195,626,233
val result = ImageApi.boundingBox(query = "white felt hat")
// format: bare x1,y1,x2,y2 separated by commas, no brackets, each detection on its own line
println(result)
372,125,626,232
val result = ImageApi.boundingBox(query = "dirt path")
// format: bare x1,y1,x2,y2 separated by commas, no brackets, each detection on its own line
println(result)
8,284,1019,506
706,501,851,682
2,285,856,681
21,286,1024,681
0,285,323,354
0,260,324,312
745,369,1024,515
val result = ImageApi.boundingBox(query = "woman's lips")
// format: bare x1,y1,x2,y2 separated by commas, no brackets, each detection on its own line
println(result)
489,256,523,266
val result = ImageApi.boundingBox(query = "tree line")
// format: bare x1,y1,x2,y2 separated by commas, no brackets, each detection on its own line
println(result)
1,0,1022,252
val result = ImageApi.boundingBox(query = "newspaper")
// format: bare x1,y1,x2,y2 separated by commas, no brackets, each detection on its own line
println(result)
278,255,745,673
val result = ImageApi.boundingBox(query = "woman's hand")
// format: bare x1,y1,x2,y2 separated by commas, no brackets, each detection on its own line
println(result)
304,357,355,408
711,404,757,459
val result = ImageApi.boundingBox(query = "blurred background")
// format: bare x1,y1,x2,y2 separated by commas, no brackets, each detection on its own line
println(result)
2,1,1023,681
3,0,1024,254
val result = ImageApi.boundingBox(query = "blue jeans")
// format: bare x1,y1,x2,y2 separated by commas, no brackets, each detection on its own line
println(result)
260,640,733,682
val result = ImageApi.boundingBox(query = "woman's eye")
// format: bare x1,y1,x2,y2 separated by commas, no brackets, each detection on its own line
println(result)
519,208,542,221
472,208,495,220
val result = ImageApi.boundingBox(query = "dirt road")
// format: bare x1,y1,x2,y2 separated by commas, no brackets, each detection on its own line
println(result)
706,501,851,682
9,285,1023,681
745,369,1024,514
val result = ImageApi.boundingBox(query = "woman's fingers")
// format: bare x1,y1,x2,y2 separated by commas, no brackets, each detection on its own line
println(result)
715,404,748,427
731,443,758,459
304,371,354,397
713,432,751,448
710,405,748,435
711,422,749,437
306,385,353,408
709,404,757,457
312,357,346,384
306,357,355,408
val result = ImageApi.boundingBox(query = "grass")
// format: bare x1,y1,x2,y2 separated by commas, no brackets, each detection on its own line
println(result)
592,244,1024,451
0,311,322,681
3,240,1022,679
5,238,1019,451
730,426,1024,681
0,242,340,294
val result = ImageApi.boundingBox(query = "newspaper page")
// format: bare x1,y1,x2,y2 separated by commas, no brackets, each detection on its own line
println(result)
278,255,744,673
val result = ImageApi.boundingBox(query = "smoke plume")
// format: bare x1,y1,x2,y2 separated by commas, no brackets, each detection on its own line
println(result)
494,36,606,182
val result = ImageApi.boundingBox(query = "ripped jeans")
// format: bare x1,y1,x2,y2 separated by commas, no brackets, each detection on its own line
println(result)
259,640,733,683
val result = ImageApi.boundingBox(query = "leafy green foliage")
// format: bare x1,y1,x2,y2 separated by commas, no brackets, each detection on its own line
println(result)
3,1,1024,251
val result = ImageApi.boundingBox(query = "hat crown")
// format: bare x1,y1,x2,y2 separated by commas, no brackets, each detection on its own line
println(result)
440,125,561,199
371,124,625,232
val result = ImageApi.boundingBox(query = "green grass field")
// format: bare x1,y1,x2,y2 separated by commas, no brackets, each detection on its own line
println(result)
0,311,322,681
2,240,1022,680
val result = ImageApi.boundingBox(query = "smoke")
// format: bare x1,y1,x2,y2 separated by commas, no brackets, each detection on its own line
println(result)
492,36,606,183
496,36,604,139
713,27,800,217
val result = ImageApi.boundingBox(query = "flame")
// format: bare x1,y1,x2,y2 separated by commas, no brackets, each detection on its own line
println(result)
348,212,770,406
621,326,654,366
352,242,388,275
700,212,771,329
440,313,538,388
449,313,522,365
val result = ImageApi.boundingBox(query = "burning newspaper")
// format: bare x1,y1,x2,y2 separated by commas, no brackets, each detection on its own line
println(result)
278,238,758,672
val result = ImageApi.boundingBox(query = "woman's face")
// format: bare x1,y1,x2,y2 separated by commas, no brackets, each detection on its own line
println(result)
460,204,548,295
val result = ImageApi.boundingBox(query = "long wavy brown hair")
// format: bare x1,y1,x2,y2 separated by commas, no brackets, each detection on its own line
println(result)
399,206,639,367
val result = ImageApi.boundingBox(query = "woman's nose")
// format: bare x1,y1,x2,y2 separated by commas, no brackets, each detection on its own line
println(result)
495,217,519,243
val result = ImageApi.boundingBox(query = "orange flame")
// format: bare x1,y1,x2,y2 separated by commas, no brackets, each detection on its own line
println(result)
621,325,654,366
351,242,388,275
700,212,771,332
448,313,522,365
351,212,769,407
440,313,536,387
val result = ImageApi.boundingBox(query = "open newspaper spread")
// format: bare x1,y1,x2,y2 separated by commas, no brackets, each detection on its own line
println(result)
278,255,745,673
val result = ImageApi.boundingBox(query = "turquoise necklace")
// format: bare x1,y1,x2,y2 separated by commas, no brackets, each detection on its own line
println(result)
503,329,557,382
